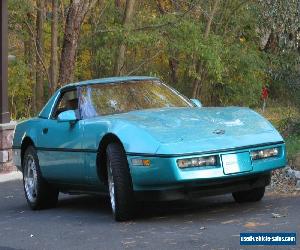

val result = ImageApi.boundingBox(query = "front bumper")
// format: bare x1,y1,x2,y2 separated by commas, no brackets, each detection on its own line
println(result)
127,143,286,192
134,173,271,201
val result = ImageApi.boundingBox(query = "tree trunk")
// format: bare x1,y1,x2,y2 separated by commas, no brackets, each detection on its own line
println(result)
264,31,279,52
114,0,136,76
26,36,35,114
58,0,97,86
204,1,219,40
169,57,179,84
192,62,201,98
192,0,219,99
36,0,45,111
156,0,180,84
50,0,58,93
25,13,36,114
115,0,122,10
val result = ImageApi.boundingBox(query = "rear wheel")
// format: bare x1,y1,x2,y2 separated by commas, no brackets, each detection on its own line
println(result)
232,186,265,203
23,146,59,210
106,143,135,221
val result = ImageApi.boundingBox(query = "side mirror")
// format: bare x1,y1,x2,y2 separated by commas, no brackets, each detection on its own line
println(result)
57,110,77,123
190,99,202,108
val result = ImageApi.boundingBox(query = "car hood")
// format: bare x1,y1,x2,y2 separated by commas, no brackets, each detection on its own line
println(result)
112,107,283,154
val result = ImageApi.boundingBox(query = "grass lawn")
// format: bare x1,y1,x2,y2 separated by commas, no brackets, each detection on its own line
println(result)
256,105,300,163
285,134,300,161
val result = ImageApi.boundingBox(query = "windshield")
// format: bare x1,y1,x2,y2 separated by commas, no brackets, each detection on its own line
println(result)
79,80,192,118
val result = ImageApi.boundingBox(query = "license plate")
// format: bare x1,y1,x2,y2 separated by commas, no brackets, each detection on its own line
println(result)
222,152,252,175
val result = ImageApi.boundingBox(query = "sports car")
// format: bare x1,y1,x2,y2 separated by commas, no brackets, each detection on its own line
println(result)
12,76,286,221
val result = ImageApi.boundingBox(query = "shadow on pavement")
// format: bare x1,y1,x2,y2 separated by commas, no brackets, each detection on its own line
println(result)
54,193,262,222
2,180,296,223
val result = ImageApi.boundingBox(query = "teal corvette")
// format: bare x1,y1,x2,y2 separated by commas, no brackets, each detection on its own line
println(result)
12,76,286,221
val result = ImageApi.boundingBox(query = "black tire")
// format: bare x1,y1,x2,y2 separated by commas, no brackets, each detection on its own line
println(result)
106,143,135,221
22,146,59,210
232,186,265,203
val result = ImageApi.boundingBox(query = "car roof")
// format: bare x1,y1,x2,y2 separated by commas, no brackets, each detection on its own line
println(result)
61,76,159,90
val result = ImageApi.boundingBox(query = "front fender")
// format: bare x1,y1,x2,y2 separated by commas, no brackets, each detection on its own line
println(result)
82,118,160,154
12,118,41,170
13,119,40,148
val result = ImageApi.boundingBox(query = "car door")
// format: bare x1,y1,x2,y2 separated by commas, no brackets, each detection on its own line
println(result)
37,88,87,185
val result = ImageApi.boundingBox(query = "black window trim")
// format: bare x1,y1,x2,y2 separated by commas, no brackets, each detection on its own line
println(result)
50,87,80,120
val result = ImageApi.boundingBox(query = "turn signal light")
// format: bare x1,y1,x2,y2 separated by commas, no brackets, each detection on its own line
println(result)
131,159,151,166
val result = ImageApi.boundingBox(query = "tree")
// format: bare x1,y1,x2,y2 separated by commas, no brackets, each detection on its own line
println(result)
50,0,59,93
155,0,179,84
58,0,97,85
114,0,136,76
24,11,36,113
36,0,45,111
7,0,300,119
192,0,219,98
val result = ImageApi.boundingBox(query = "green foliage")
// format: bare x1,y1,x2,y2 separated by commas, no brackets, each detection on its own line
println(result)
285,135,300,160
7,0,300,120
8,60,34,119
219,42,267,107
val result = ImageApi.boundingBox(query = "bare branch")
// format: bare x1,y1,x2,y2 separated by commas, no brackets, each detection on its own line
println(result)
127,50,163,76
23,19,51,89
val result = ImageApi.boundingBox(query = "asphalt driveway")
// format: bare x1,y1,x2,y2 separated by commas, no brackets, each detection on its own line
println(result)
0,178,299,250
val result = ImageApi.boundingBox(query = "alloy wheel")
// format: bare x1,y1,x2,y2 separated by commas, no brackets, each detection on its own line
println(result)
107,159,116,213
24,155,38,203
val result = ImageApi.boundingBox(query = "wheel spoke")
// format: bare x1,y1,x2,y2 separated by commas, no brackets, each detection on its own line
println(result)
24,155,38,202
107,160,115,212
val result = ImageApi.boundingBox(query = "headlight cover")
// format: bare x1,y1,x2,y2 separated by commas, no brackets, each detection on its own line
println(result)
177,156,217,168
250,147,279,160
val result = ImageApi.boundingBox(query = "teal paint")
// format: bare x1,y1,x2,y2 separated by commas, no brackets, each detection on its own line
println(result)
12,77,286,194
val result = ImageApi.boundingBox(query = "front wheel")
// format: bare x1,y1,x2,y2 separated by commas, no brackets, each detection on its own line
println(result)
232,186,265,203
23,146,59,210
106,143,135,221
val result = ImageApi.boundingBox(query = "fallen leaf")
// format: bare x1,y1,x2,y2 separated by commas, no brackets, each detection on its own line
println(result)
244,222,269,228
221,219,239,224
122,240,136,245
272,213,286,218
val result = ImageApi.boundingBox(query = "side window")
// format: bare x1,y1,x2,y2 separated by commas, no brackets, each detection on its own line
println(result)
52,89,79,119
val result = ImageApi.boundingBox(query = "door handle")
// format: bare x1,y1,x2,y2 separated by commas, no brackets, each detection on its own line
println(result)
42,128,49,134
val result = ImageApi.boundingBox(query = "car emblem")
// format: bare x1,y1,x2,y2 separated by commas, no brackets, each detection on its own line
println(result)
213,129,225,135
